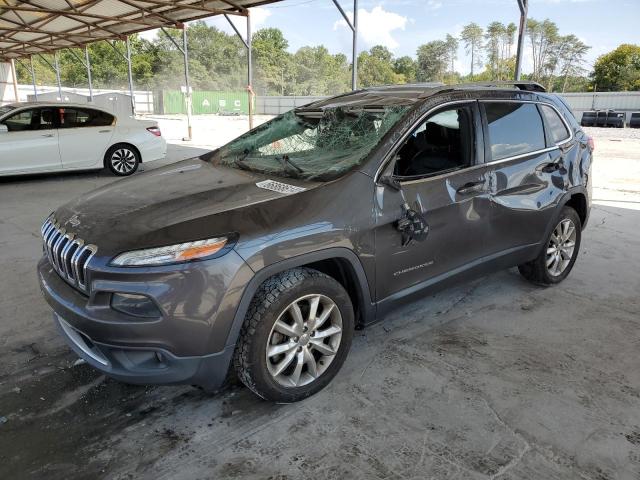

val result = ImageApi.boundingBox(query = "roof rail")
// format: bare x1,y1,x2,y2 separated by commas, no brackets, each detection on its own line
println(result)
454,81,547,92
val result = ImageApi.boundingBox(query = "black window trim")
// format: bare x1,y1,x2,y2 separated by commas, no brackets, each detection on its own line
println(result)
1,106,58,131
374,99,486,185
57,106,116,129
479,99,574,165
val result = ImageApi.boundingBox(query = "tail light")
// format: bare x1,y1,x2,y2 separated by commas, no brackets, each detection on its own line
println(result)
587,136,595,151
146,126,161,137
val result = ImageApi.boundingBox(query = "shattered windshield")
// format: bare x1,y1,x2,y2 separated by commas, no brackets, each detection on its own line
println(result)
211,105,410,181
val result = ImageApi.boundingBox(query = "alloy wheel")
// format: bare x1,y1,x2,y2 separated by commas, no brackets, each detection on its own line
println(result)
546,218,577,276
110,148,137,174
266,294,343,388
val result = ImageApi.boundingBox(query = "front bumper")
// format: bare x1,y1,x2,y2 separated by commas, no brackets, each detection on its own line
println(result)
38,250,254,389
54,313,233,389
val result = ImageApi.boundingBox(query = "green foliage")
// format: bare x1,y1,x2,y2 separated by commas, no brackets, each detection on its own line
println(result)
416,41,449,82
10,20,623,96
358,46,405,87
592,44,640,91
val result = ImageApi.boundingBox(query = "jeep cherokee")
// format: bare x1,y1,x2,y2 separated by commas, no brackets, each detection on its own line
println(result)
38,82,592,402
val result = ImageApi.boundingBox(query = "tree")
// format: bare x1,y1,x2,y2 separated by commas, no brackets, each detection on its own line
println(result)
527,18,559,82
460,23,484,79
393,56,417,83
485,22,506,79
554,35,590,92
252,28,294,95
592,44,640,91
358,46,404,87
445,34,459,77
416,40,449,82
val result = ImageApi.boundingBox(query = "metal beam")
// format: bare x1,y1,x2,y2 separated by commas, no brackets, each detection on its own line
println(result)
247,10,254,129
54,51,63,99
85,46,93,101
10,59,19,102
125,37,135,114
30,56,38,100
160,26,192,140
514,0,528,80
331,0,358,90
352,0,358,90
224,14,248,49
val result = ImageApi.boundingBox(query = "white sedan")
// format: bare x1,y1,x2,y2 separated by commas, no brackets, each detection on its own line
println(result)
0,102,167,177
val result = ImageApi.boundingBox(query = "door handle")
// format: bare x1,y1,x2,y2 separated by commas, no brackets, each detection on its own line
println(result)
41,133,54,138
98,129,112,133
541,162,562,173
456,181,485,195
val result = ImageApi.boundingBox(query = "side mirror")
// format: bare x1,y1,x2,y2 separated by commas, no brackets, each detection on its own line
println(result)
0,124,7,134
380,175,402,191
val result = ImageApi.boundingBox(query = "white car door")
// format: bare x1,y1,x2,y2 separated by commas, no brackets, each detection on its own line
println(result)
0,107,61,175
57,107,115,169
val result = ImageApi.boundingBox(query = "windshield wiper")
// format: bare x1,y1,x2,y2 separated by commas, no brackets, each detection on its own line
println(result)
279,155,304,174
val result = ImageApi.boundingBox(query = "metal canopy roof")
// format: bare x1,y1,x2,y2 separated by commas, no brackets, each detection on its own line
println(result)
0,0,282,60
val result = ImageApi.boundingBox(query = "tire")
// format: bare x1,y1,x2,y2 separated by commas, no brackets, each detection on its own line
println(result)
234,267,354,403
105,144,140,176
518,206,582,286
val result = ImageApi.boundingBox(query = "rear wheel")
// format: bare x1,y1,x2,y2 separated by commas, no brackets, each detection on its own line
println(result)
518,206,581,286
234,268,354,402
105,144,140,176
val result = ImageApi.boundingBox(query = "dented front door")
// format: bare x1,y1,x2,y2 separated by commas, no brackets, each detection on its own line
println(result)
374,166,493,301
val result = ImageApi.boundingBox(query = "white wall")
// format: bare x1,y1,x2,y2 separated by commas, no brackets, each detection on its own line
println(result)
0,62,19,105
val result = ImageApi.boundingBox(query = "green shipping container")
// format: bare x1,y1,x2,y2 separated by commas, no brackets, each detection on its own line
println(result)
162,90,252,115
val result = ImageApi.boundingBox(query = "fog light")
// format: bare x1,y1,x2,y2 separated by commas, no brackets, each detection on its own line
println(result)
111,293,161,318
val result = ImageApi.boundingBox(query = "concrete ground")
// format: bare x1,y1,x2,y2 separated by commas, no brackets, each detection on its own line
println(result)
0,126,639,480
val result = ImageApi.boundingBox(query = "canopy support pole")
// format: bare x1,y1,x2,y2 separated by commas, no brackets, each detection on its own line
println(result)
224,10,253,129
514,0,528,80
247,9,253,129
67,47,95,101
9,59,19,102
125,36,135,114
331,0,358,90
53,51,62,99
85,46,93,101
29,56,37,100
160,25,193,140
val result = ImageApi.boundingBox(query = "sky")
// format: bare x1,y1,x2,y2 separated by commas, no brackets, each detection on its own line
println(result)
142,0,640,75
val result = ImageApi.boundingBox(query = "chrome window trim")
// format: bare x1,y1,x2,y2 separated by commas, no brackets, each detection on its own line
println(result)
374,97,574,185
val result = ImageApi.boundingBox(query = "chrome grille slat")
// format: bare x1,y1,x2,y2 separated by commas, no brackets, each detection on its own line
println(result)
41,217,97,294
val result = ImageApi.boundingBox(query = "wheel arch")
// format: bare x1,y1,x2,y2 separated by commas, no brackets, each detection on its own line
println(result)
224,248,375,351
103,142,142,168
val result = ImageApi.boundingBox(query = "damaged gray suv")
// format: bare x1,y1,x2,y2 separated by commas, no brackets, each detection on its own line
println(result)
38,82,592,402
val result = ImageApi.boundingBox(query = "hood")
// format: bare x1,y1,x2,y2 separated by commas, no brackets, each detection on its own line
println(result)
53,158,319,256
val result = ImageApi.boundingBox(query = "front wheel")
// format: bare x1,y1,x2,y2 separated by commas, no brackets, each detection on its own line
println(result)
234,268,354,402
518,206,582,286
105,144,140,176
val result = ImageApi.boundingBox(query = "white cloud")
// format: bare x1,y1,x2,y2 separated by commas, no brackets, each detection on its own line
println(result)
426,0,443,10
333,5,408,51
138,29,158,41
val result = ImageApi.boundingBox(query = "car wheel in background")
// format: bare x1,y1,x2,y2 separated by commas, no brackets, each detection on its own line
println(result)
518,206,582,286
234,268,354,403
105,144,140,176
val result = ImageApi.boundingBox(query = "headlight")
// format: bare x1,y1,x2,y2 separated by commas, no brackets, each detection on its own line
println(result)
111,236,230,266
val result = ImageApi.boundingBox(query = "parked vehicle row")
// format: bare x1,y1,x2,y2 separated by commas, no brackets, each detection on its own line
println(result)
0,102,167,177
38,81,593,402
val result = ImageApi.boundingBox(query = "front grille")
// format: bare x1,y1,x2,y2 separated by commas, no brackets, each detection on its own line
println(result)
41,218,97,293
